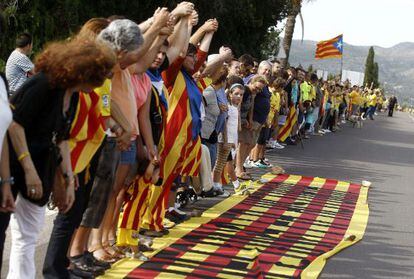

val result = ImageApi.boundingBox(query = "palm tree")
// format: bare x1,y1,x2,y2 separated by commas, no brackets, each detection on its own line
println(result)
280,0,306,68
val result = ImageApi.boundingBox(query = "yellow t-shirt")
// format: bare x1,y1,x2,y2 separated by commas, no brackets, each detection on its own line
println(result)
300,81,312,102
94,79,112,117
349,90,360,105
368,94,377,106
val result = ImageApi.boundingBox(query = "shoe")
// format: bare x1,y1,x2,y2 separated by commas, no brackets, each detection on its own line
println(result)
70,255,105,277
215,187,231,198
160,228,169,235
139,229,164,238
253,161,269,169
243,160,255,169
125,251,149,261
83,251,111,270
138,234,153,247
284,138,297,145
163,219,176,229
234,182,252,196
200,187,218,198
303,135,310,139
259,159,272,167
166,209,189,224
273,141,285,149
138,243,154,252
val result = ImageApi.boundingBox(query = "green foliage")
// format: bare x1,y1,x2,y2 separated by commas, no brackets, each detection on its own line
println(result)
1,0,290,62
327,73,336,80
363,46,379,88
260,26,281,60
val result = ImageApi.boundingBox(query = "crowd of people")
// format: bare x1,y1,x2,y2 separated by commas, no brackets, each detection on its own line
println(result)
0,4,393,279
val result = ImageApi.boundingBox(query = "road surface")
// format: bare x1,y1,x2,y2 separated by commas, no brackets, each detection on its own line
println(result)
2,111,414,278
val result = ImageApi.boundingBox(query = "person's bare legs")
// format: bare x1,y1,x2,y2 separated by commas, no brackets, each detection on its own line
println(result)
101,164,130,254
226,161,237,182
69,227,91,257
257,144,265,160
235,142,253,176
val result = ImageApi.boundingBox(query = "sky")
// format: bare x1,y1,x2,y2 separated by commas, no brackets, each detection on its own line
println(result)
278,0,414,48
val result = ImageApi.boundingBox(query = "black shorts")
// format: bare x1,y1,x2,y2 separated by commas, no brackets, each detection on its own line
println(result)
257,127,272,145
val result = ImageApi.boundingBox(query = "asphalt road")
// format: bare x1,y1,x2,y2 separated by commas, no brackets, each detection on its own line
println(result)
2,111,414,278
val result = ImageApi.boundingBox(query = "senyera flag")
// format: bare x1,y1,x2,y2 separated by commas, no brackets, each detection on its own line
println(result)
315,34,343,59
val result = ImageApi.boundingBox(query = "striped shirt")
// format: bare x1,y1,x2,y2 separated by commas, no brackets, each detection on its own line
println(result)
5,50,34,93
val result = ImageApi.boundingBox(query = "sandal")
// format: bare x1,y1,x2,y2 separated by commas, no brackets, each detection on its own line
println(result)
236,172,251,181
89,245,118,264
102,242,125,259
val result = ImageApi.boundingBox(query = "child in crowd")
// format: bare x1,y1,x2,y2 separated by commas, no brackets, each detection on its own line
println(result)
213,79,250,195
117,158,160,261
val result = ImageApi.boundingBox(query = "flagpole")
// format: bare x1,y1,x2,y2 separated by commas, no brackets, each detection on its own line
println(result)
340,35,344,81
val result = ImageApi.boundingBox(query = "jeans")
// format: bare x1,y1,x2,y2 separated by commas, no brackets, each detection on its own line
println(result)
201,139,217,170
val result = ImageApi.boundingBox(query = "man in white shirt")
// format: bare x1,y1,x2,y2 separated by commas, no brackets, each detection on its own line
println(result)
5,32,34,93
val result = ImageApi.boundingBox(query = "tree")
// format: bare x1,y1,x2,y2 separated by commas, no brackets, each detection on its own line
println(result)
307,64,314,73
363,46,380,87
0,0,291,65
280,0,315,68
260,26,281,60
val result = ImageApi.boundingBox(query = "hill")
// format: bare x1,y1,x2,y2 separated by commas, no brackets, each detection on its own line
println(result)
288,40,414,104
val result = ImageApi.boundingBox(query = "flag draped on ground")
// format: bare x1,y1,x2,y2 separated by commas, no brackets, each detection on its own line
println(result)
315,34,343,60
105,174,369,279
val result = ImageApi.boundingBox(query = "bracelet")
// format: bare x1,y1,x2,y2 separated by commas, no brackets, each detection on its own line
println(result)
18,151,30,161
0,177,15,186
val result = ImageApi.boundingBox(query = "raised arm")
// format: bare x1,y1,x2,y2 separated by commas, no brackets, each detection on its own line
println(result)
129,8,170,64
167,16,192,63
202,46,233,78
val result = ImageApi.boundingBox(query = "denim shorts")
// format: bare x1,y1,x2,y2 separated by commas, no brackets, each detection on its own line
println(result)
120,141,137,165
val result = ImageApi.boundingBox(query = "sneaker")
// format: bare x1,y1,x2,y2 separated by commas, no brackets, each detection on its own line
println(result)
125,251,149,261
215,188,231,198
234,182,252,196
253,160,269,169
273,142,285,149
243,160,255,169
200,187,218,198
259,159,272,167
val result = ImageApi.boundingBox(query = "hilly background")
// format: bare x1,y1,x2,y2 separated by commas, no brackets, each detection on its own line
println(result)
288,39,414,105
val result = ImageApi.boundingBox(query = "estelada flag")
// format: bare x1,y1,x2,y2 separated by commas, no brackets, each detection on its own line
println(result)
315,34,343,59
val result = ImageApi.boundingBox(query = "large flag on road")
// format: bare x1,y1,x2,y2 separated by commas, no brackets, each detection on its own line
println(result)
315,34,343,59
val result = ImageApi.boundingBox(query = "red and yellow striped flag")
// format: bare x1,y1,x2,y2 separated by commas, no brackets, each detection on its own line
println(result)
69,91,105,174
278,105,297,142
315,34,343,59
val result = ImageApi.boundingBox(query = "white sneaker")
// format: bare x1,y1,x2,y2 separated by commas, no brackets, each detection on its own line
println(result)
273,142,285,149
243,160,255,169
318,130,326,134
323,129,332,133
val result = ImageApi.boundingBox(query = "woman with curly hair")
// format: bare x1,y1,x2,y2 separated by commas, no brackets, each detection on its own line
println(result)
6,38,115,279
